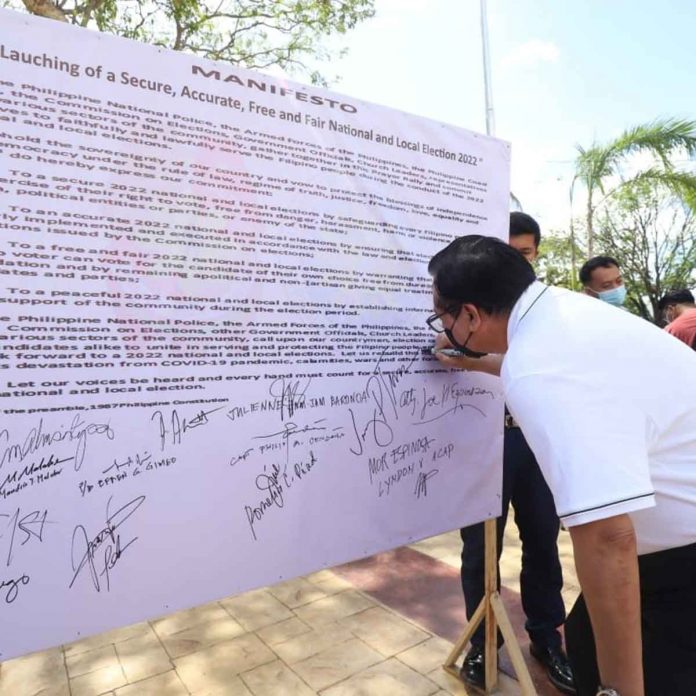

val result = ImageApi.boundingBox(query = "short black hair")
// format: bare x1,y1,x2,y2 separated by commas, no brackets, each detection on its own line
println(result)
509,211,541,248
579,255,620,285
428,234,536,315
658,289,696,311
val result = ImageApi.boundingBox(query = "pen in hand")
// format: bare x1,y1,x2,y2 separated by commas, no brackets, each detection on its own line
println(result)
422,346,465,358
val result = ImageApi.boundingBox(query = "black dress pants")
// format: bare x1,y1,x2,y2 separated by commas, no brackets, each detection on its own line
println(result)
565,541,696,696
460,426,565,649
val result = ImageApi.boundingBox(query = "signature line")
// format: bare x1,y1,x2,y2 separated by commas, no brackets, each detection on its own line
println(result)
413,403,487,425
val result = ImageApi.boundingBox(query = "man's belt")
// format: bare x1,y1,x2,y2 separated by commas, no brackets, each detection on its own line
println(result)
504,414,520,429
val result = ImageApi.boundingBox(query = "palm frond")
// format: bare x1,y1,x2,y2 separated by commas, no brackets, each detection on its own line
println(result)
627,168,696,212
608,118,696,166
575,118,696,190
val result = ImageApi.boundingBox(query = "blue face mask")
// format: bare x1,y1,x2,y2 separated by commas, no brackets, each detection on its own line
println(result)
598,285,627,307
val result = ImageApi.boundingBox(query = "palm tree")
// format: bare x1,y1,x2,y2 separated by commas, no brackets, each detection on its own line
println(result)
573,118,696,256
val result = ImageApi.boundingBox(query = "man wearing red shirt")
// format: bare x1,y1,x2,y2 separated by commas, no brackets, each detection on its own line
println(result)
658,289,696,349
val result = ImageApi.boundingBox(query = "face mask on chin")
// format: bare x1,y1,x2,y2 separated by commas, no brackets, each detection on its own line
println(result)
597,285,627,307
444,327,489,359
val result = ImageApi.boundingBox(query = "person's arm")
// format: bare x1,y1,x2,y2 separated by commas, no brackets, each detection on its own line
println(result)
569,514,644,696
432,333,503,375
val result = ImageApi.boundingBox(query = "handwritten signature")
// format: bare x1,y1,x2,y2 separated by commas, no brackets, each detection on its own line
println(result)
102,451,151,475
0,507,50,567
244,462,286,541
69,495,145,592
414,469,440,499
268,377,312,421
0,415,114,471
0,452,72,496
151,407,223,451
413,382,491,425
253,419,328,442
348,348,420,455
0,573,29,603
244,451,318,540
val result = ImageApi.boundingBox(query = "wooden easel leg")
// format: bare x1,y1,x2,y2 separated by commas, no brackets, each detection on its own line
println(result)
444,594,487,669
442,519,499,691
442,518,537,694
483,519,498,691
491,594,536,695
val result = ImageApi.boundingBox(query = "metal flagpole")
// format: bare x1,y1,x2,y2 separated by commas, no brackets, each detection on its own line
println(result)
480,0,524,213
480,0,496,138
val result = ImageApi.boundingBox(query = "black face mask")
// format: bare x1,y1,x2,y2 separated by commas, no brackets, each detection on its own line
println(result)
444,326,489,359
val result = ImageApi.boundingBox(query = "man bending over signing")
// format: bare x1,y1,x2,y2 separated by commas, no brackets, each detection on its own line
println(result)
426,234,696,696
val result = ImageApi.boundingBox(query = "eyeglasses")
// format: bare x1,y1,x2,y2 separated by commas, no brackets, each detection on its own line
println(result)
426,307,460,333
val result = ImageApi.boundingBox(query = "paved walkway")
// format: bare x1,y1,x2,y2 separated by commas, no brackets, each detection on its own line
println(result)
0,524,579,695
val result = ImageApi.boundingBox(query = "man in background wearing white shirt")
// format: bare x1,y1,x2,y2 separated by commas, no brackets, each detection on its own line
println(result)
427,234,696,696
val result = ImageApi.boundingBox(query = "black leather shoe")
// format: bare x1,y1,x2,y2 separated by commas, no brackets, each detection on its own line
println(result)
530,643,576,694
459,645,486,690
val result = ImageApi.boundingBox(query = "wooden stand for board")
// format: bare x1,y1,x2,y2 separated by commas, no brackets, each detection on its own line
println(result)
443,518,536,694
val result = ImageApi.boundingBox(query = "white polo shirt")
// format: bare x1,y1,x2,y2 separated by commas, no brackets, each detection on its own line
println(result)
502,281,696,555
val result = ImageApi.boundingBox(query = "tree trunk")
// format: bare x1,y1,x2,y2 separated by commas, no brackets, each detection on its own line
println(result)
586,195,594,258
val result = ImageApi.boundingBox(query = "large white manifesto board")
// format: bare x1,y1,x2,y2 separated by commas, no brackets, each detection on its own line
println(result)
0,9,509,660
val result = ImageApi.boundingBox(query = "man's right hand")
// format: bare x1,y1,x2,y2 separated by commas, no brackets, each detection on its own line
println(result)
432,334,503,376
